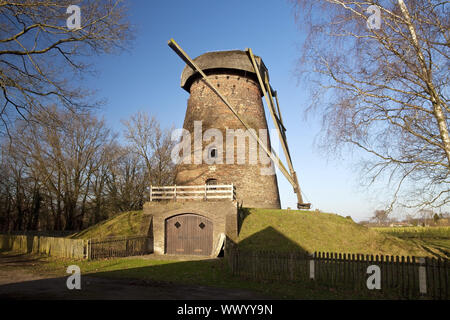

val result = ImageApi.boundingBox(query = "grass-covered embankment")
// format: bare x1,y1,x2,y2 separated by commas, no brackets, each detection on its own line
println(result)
69,211,147,239
66,207,437,257
237,208,432,257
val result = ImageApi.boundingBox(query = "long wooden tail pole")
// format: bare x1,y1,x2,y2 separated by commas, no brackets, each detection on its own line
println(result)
167,39,296,188
246,48,309,208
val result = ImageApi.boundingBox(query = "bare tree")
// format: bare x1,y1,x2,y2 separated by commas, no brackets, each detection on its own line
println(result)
122,111,176,187
418,208,434,226
151,123,177,186
122,112,158,178
105,146,147,213
0,107,180,231
9,106,115,230
372,209,390,225
293,0,449,210
0,0,132,135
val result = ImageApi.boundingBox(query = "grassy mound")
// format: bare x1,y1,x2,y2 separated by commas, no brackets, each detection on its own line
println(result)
237,208,431,257
68,207,433,257
69,211,147,240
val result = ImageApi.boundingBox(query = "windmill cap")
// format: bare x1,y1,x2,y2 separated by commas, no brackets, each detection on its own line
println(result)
180,50,268,93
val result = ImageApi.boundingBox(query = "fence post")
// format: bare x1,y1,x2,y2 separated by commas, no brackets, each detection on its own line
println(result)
253,251,258,280
174,184,177,201
289,252,294,281
85,240,90,260
204,184,207,200
309,252,315,280
419,257,427,295
150,185,152,202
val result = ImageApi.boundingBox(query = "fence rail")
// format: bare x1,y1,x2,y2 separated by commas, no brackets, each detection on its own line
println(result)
225,246,449,299
150,184,236,201
87,236,153,260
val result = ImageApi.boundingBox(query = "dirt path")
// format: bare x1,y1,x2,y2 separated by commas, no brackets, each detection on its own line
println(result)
0,253,271,300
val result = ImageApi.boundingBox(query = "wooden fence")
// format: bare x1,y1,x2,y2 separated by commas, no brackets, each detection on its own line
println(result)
87,236,153,260
225,247,449,299
1,234,154,260
5,230,76,237
0,234,87,259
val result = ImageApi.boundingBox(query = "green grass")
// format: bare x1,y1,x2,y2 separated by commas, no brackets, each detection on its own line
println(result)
372,226,450,238
372,226,450,258
237,208,432,257
69,211,147,239
68,207,437,257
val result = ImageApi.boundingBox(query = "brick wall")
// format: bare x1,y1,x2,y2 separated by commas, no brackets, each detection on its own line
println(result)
143,200,238,256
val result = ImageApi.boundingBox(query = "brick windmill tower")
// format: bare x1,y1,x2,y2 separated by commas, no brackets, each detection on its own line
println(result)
175,50,281,209
144,40,310,257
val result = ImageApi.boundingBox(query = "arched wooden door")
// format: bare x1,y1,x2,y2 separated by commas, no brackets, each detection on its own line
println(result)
165,214,213,255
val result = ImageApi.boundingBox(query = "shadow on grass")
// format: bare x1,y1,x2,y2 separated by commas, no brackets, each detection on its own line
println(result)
236,225,309,253
0,225,422,300
237,207,251,234
0,251,395,300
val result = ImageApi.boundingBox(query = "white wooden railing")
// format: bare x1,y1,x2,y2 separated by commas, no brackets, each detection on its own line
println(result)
150,184,236,201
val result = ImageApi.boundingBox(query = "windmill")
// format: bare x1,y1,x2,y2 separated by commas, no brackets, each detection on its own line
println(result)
168,39,311,210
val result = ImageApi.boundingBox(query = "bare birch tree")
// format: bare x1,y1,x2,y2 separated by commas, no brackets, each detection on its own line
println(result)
293,0,449,210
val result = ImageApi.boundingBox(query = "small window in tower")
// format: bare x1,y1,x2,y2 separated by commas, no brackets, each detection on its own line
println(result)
209,147,217,159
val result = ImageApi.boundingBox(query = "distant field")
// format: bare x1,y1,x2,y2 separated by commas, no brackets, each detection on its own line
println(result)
372,226,450,259
372,226,450,238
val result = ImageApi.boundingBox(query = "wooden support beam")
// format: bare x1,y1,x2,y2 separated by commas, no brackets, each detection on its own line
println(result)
246,47,310,209
246,49,296,176
264,78,291,163
273,91,284,128
266,79,286,133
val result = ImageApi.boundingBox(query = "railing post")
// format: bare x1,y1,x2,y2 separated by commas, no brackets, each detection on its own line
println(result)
150,185,152,202
174,184,177,201
231,183,234,200
204,184,207,201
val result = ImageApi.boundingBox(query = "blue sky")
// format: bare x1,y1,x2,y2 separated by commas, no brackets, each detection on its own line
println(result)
82,0,383,222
